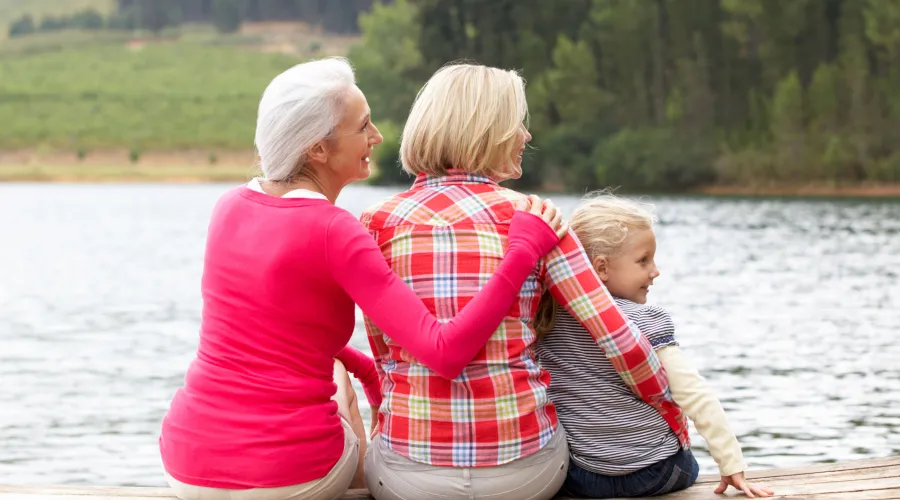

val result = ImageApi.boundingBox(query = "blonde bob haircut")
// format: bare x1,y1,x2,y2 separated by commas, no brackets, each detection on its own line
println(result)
400,63,528,178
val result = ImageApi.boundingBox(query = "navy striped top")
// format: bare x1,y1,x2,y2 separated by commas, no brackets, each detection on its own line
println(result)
535,297,682,476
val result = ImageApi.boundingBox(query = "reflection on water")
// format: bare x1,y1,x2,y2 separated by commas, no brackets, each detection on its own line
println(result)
1,183,898,486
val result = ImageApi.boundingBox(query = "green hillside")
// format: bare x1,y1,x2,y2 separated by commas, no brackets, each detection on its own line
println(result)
0,40,302,151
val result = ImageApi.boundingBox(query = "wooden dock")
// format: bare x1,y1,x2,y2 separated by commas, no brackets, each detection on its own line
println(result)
1,455,897,499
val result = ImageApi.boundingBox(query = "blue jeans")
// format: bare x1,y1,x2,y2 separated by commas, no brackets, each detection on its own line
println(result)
560,448,700,498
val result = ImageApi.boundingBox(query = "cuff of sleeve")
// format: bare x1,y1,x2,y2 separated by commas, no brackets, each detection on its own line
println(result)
719,460,748,477
363,386,383,408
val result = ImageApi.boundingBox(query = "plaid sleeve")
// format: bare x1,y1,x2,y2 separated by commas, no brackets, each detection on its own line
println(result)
541,231,676,408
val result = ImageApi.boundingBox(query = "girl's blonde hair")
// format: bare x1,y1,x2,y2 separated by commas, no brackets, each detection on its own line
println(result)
534,192,658,339
400,63,528,179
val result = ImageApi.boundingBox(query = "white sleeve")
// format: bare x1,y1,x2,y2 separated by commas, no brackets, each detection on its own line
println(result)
658,346,748,476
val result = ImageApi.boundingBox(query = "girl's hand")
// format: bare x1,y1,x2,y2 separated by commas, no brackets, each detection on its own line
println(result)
715,472,774,498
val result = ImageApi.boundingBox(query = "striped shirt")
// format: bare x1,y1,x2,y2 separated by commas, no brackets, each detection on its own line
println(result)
536,298,684,476
360,170,688,468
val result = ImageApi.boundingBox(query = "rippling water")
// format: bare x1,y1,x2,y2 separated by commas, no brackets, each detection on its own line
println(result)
1,183,898,486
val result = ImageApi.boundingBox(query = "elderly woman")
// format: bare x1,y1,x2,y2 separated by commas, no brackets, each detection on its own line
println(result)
158,57,566,500
361,63,691,500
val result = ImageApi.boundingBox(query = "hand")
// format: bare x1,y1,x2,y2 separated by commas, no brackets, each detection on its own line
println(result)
508,195,568,260
517,195,569,239
368,406,380,440
715,472,773,498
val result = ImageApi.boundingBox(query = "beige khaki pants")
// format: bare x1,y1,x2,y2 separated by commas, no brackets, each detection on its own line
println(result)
165,417,359,500
365,426,569,500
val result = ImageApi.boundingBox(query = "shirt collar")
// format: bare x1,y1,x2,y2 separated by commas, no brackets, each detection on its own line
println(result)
412,169,499,189
246,178,328,200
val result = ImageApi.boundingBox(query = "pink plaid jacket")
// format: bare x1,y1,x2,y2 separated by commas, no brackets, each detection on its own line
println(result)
360,171,689,467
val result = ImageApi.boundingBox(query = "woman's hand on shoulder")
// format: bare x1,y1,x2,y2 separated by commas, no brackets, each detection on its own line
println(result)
715,472,774,498
507,195,568,259
517,195,568,239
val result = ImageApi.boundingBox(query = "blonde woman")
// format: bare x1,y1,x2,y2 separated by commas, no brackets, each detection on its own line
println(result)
360,63,690,500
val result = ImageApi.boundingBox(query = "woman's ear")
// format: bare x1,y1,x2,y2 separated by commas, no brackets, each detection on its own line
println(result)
306,140,329,165
592,255,610,282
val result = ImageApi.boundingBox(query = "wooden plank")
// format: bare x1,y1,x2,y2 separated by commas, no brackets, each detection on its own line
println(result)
649,487,900,500
742,464,900,487
694,456,900,484
757,477,900,496
0,485,174,498
791,492,900,500
0,496,170,500
0,485,375,500
1,456,897,499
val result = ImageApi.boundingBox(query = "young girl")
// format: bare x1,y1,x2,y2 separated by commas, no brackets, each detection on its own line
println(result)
535,193,773,498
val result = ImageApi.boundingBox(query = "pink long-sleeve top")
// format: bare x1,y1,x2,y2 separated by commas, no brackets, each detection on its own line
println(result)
158,185,557,489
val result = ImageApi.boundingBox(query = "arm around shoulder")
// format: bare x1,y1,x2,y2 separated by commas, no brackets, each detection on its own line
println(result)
327,209,559,380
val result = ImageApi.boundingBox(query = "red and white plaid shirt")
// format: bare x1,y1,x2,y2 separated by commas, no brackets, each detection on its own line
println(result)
360,171,689,467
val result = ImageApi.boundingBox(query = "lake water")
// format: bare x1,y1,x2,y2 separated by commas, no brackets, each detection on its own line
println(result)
1,183,899,486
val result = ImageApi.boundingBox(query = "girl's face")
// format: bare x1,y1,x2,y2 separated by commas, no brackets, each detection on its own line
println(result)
594,228,660,304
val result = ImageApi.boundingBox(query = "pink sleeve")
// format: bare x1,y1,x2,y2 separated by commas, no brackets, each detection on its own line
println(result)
335,345,382,408
327,210,554,380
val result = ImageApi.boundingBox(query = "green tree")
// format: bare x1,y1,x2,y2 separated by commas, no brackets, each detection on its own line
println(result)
529,35,613,190
8,15,36,38
807,63,843,180
212,0,242,34
808,63,840,134
70,9,105,30
39,16,68,32
770,71,807,179
349,0,424,184
135,0,181,33
107,8,137,30
583,0,656,127
594,127,714,190
542,36,611,125
839,0,872,178
864,0,900,151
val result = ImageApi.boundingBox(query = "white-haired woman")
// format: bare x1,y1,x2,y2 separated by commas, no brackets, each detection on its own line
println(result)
361,63,690,500
158,57,567,500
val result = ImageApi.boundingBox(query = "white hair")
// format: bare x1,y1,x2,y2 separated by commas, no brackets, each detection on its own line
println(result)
254,57,356,182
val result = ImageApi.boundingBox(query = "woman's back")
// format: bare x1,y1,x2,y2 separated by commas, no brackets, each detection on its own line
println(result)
361,171,557,468
161,186,362,488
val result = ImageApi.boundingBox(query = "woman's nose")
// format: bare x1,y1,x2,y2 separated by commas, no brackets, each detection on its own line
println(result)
370,123,384,145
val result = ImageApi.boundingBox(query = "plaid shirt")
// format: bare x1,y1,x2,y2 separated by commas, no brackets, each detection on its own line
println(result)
360,171,689,467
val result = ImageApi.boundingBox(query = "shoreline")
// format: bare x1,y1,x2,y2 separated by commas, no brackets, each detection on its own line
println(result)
6,176,898,199
692,183,900,198
1,153,899,198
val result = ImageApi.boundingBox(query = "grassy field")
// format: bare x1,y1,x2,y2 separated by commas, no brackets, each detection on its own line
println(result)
0,36,304,151
0,4,369,181
0,7,362,157
0,0,115,39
